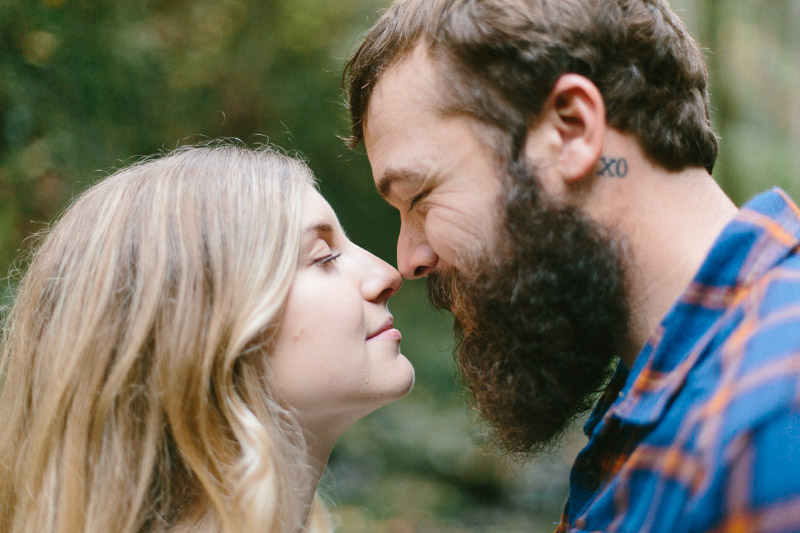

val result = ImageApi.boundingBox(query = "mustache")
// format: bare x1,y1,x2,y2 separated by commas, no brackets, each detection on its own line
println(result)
426,270,455,311
426,266,484,338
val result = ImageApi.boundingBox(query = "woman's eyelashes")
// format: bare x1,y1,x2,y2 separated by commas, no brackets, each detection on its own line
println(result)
315,251,341,267
309,241,341,268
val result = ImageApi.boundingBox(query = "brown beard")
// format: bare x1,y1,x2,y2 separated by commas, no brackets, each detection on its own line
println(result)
427,162,630,459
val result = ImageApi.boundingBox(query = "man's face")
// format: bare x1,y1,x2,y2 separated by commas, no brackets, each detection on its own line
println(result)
363,45,502,279
364,46,630,458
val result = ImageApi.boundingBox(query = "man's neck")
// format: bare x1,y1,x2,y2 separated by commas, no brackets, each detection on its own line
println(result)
575,134,739,368
619,171,737,366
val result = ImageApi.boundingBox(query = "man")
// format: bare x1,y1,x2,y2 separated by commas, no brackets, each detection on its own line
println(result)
344,0,800,531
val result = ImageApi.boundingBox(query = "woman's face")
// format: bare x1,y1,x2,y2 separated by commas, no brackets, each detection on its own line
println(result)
270,187,415,437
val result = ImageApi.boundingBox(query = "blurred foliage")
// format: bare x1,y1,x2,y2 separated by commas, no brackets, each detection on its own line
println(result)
0,0,398,269
1,0,799,531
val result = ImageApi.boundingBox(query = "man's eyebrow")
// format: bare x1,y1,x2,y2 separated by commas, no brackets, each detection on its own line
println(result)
376,168,425,199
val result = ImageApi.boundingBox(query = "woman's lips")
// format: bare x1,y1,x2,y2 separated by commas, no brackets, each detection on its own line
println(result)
367,317,402,341
370,327,402,341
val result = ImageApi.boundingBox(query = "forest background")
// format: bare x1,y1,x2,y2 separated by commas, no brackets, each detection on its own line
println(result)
1,1,799,531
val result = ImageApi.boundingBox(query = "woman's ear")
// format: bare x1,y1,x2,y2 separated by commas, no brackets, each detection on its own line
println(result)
524,74,606,186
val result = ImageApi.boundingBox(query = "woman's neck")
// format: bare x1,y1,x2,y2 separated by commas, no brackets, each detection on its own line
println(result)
295,430,337,531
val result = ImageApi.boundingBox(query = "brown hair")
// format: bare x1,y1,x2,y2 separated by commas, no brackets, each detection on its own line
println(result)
345,0,717,173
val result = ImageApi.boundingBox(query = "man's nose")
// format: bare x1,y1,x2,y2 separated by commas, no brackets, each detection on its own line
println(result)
396,222,438,279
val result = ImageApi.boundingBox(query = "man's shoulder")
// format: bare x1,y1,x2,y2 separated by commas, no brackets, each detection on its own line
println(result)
750,250,800,317
625,258,800,530
733,250,800,369
703,251,800,439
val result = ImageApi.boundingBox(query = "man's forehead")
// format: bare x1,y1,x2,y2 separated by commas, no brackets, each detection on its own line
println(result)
363,47,439,196
364,43,446,134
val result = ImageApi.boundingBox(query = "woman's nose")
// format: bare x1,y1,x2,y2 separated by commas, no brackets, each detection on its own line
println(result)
362,252,403,303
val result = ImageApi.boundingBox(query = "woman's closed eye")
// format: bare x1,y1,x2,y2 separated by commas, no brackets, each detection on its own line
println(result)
313,251,341,268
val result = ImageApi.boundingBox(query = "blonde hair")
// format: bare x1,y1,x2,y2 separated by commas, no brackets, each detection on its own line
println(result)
0,145,331,533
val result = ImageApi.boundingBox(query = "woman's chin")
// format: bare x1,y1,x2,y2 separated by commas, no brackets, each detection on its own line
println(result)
384,353,415,400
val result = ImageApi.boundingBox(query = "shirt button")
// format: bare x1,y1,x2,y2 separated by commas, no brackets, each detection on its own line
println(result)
583,468,600,491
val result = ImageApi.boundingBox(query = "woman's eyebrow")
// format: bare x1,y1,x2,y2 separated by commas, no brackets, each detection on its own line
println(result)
303,220,351,241
304,222,334,237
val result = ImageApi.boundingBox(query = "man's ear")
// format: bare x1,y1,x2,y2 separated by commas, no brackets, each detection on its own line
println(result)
524,74,606,185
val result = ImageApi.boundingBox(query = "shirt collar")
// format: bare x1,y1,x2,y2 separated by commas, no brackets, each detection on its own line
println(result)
586,189,800,433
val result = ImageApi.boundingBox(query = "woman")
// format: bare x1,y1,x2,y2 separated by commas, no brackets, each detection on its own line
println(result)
0,145,415,533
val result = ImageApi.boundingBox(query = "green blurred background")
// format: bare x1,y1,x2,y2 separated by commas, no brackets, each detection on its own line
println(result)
1,1,798,531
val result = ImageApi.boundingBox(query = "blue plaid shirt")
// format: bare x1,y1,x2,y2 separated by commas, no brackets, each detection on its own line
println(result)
557,189,800,532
